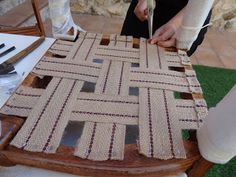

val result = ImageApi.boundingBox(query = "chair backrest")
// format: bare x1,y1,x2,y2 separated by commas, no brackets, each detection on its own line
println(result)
0,0,45,36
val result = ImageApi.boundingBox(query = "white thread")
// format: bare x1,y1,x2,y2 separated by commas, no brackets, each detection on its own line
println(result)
180,23,212,31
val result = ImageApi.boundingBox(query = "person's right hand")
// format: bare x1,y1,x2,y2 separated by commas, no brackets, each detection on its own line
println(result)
134,0,148,21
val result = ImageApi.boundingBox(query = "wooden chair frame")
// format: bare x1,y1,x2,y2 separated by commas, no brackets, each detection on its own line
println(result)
0,40,214,177
0,0,45,36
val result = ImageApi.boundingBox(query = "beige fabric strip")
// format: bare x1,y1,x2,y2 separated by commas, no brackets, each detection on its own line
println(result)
74,122,125,161
72,33,102,63
109,34,131,47
6,33,207,161
32,57,101,83
139,40,168,70
64,34,87,60
185,69,203,93
11,78,83,153
175,99,207,129
129,68,199,93
0,86,43,117
94,44,139,63
164,51,182,67
50,43,72,53
75,35,128,161
71,93,138,125
48,49,69,57
54,39,74,46
139,89,186,159
138,39,186,159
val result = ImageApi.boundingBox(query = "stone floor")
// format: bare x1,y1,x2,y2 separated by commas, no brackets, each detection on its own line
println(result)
44,13,236,69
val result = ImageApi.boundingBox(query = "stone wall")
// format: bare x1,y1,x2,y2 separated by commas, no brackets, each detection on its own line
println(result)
70,0,236,31
70,0,130,17
211,0,236,31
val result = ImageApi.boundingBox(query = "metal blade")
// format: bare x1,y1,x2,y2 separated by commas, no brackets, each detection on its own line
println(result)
147,0,155,38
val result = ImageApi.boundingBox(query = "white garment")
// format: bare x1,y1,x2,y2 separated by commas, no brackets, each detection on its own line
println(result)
0,165,188,177
197,85,236,164
48,0,85,41
176,0,214,49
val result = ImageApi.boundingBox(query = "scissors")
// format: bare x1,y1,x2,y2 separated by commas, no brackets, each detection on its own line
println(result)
147,0,156,39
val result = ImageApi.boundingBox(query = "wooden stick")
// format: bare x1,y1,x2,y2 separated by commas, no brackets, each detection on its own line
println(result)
4,36,45,65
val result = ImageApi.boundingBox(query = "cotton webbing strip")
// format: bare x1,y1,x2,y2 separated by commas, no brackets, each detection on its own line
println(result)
50,43,72,53
94,49,139,63
71,93,138,125
175,99,207,129
74,122,125,161
33,57,101,83
1,33,208,161
74,35,130,161
129,68,201,93
139,39,168,70
0,86,43,117
11,78,83,153
138,88,186,159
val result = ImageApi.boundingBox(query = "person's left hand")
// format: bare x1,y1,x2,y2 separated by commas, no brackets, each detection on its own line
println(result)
150,23,177,47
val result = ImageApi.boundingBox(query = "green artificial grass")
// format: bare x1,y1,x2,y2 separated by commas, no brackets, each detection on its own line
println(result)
192,65,236,177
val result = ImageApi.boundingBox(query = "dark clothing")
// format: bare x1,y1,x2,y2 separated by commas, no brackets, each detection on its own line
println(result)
121,0,212,56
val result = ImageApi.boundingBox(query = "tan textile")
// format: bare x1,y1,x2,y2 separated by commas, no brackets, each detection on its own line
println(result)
1,32,208,161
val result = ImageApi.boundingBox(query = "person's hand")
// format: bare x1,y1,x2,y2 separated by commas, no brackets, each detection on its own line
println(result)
150,23,177,47
149,7,186,48
134,0,148,21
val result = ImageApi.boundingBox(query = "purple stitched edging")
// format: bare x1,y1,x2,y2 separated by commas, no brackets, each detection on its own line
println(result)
114,34,117,46
40,60,100,69
97,47,138,53
15,92,41,97
157,46,162,69
163,90,175,157
118,62,124,95
55,42,73,47
131,70,185,78
72,33,87,59
5,104,32,110
176,105,207,108
34,67,98,78
108,123,117,160
95,53,139,60
145,40,148,68
84,34,97,61
102,61,112,93
50,48,69,52
86,122,97,159
147,88,154,157
72,111,138,119
179,119,203,123
22,78,62,149
78,98,138,104
42,80,77,152
130,80,200,88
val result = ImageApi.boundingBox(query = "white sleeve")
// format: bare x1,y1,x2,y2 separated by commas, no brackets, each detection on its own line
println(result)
176,0,214,50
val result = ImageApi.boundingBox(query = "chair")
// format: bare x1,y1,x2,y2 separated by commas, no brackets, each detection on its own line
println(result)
0,0,45,36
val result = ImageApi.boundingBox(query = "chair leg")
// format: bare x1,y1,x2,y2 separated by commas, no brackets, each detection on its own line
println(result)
31,0,45,36
187,157,214,177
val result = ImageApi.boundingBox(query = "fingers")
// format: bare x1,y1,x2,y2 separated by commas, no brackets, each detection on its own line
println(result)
158,27,175,41
150,24,176,44
158,38,176,48
134,0,148,21
150,28,164,44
